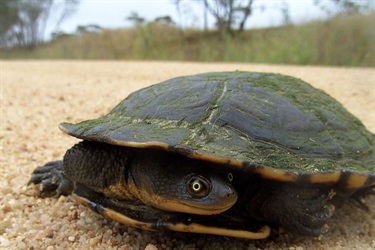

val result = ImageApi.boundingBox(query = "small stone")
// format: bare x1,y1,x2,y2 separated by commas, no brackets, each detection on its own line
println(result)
90,235,102,246
46,229,54,238
0,236,10,247
145,243,158,250
0,220,11,234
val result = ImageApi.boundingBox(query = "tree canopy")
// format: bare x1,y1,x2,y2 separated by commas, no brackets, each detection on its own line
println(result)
0,0,79,48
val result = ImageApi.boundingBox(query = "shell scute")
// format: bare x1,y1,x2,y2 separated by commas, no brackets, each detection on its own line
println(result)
60,72,374,185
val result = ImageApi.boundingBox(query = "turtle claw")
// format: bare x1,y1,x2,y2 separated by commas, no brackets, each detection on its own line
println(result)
29,160,73,196
286,191,335,236
294,202,335,236
28,161,60,184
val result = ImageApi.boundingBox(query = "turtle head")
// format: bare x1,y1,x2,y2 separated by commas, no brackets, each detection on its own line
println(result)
129,151,238,215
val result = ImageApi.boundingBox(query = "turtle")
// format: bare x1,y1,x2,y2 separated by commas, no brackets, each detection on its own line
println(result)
29,72,374,239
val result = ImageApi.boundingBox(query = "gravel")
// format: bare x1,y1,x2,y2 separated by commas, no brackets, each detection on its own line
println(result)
1,61,374,249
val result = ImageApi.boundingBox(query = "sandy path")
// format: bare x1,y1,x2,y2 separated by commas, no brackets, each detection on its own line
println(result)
1,61,374,249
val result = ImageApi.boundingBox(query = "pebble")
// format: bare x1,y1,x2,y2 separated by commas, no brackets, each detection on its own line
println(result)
145,243,158,250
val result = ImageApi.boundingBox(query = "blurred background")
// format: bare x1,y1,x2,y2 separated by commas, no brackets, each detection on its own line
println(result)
1,0,374,66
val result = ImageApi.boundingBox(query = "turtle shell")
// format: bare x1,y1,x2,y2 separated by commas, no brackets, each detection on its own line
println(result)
60,72,375,189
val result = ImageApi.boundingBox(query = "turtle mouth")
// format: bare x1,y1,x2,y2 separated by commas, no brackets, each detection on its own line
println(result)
155,196,238,215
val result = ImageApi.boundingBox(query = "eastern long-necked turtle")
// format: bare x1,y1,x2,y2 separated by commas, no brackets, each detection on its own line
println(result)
29,72,374,239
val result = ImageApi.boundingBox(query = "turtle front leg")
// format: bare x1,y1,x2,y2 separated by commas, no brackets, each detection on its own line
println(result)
242,183,335,236
29,160,73,196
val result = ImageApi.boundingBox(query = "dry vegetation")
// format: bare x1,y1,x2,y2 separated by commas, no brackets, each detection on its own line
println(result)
1,12,374,67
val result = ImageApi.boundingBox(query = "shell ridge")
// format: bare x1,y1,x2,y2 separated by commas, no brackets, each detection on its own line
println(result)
60,72,374,182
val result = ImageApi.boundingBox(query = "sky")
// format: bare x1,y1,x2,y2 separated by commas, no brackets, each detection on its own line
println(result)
48,0,331,36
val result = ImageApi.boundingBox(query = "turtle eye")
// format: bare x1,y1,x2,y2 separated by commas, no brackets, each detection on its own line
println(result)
187,176,210,198
227,172,234,182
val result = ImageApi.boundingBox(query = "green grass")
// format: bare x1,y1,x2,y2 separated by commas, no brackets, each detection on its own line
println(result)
1,12,374,67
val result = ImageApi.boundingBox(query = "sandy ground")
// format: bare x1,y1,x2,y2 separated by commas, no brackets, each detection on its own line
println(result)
1,61,374,249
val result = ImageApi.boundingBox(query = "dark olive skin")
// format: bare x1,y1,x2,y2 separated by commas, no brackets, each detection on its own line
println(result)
30,141,341,236
32,141,237,214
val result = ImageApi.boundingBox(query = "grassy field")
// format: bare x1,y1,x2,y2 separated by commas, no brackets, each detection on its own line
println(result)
1,12,374,67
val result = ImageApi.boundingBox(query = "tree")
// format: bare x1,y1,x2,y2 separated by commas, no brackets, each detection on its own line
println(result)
126,12,146,27
154,16,175,26
174,0,263,34
76,24,102,35
0,0,79,48
314,0,374,15
203,0,255,34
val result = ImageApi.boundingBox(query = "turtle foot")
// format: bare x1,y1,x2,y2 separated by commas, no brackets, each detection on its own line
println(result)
29,160,73,196
257,185,335,236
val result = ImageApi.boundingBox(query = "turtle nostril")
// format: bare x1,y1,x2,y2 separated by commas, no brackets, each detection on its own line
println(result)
226,190,238,205
226,190,237,198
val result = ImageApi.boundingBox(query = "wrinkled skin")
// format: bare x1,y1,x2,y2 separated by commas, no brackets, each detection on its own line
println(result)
29,141,358,237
